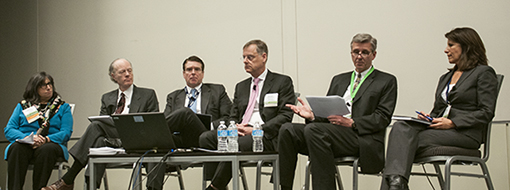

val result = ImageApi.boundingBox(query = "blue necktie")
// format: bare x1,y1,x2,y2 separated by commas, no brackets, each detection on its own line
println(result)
188,88,198,113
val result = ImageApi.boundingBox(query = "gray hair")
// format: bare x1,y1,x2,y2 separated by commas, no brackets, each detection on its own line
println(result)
108,58,132,83
350,33,377,52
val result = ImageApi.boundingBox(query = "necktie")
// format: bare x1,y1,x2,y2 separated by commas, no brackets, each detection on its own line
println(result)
115,93,126,114
353,73,362,91
242,78,260,124
188,88,198,113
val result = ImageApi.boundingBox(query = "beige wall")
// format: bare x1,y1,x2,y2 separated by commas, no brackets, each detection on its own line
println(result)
1,0,509,189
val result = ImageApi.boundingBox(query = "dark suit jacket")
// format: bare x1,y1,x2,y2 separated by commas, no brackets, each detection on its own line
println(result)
100,85,160,115
230,70,295,140
163,83,232,129
318,69,397,173
430,65,498,144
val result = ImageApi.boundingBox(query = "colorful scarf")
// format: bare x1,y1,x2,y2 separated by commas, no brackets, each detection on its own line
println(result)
20,95,65,136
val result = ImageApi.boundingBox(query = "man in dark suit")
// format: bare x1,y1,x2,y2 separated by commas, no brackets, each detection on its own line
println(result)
279,33,398,190
44,58,159,190
147,55,233,190
200,39,296,190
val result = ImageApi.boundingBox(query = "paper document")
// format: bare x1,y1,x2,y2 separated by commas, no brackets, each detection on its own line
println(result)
88,115,114,126
16,132,35,145
89,147,126,155
392,115,432,125
306,95,350,118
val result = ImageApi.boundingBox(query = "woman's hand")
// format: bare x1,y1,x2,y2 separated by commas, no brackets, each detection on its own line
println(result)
31,135,47,149
429,117,456,129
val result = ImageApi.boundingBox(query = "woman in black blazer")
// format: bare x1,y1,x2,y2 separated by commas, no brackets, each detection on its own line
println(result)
381,27,499,190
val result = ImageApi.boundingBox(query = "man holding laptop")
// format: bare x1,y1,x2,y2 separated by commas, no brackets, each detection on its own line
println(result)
278,33,398,190
146,55,233,190
44,58,160,190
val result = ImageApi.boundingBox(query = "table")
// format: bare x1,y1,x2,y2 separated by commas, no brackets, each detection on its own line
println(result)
88,151,279,190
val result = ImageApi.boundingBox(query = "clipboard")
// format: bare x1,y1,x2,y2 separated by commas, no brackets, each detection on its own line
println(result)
305,95,350,118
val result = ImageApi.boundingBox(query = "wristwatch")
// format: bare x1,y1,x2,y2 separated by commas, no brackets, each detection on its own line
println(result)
351,120,357,131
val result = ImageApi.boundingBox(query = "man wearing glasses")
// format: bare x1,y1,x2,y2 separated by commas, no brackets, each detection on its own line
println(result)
279,33,398,190
200,39,296,190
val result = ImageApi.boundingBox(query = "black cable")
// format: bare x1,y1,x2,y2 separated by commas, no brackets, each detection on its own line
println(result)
128,150,152,190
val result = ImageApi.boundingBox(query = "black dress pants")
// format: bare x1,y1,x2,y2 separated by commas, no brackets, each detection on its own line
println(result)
279,122,359,190
146,108,208,190
381,121,480,190
7,142,64,190
68,120,118,188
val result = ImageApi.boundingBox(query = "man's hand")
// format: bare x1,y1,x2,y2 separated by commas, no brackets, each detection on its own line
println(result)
237,123,253,136
286,97,314,120
327,115,354,127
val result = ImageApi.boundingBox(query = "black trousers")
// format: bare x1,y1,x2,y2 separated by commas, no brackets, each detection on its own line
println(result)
7,142,64,190
279,122,359,190
380,121,480,190
68,119,118,188
199,128,276,188
146,108,208,190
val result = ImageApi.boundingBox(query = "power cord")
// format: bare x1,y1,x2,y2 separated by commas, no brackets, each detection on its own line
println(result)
128,150,153,190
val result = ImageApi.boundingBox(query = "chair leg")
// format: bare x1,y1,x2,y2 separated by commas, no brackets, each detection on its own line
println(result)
202,165,208,190
104,171,109,190
256,161,263,190
176,166,186,190
335,165,344,190
478,162,494,190
239,165,249,190
352,159,359,190
433,163,445,190
302,160,311,190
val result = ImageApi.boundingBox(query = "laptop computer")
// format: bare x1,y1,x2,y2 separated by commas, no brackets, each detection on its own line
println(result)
195,113,212,130
112,112,176,154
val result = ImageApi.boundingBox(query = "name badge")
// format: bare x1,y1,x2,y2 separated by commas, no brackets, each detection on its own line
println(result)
22,106,39,123
264,93,278,107
442,104,452,118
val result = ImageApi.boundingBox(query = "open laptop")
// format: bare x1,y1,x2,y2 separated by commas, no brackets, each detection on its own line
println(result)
112,112,176,154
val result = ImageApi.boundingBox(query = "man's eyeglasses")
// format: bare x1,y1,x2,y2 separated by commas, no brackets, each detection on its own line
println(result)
351,50,372,58
241,55,256,61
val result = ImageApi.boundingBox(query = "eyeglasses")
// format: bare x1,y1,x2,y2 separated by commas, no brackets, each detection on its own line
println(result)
241,55,256,61
351,50,372,58
39,82,53,88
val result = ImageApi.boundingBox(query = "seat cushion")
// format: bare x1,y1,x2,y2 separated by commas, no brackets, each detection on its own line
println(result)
415,146,481,159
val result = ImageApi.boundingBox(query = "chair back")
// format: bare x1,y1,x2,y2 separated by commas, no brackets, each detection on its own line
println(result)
481,74,504,162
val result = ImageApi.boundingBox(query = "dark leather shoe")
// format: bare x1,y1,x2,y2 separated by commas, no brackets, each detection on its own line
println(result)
387,175,409,190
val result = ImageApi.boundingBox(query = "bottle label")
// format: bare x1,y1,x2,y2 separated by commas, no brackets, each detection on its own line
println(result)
218,130,228,137
252,129,263,137
227,129,238,137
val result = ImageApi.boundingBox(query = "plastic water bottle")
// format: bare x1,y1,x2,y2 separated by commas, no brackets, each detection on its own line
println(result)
217,121,228,152
252,122,264,152
227,121,239,152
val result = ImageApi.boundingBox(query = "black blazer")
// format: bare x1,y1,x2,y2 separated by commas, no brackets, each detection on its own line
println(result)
164,83,232,129
430,65,498,144
230,70,296,140
100,85,160,115
318,69,398,173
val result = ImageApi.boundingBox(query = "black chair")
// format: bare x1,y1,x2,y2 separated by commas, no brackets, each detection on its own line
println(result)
410,74,504,190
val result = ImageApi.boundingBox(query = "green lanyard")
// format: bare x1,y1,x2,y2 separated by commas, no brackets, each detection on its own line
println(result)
350,67,374,98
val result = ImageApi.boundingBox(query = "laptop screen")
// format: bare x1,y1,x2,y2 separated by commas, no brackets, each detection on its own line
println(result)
112,112,176,154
